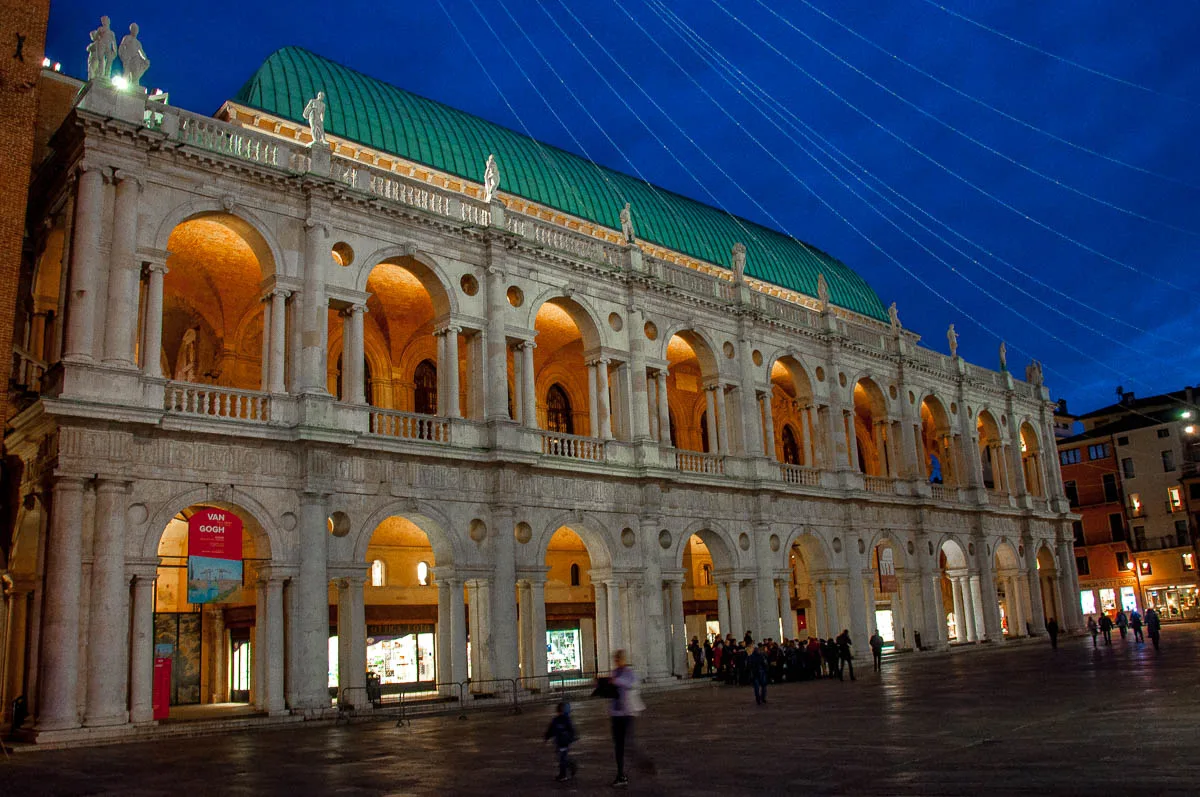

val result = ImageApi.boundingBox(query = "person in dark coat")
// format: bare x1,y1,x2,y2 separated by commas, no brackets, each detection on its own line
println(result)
688,637,704,678
1115,610,1128,640
836,630,855,682
868,630,884,671
1099,614,1113,645
1130,610,1144,643
748,643,769,705
1146,608,1162,652
1045,617,1059,649
544,701,578,782
703,639,714,674
823,638,838,678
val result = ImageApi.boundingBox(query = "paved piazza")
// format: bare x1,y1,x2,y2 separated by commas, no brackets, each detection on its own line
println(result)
3,627,1195,796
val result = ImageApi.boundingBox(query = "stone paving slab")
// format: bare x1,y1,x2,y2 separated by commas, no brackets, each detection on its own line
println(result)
3,627,1197,796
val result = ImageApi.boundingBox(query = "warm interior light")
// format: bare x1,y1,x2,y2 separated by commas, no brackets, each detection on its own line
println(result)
1186,425,1196,434
1126,561,1134,570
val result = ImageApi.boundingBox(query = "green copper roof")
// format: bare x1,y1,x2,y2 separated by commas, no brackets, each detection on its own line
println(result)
234,47,888,321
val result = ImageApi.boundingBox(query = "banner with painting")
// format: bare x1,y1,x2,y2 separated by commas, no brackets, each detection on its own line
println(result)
877,546,898,594
187,508,243,603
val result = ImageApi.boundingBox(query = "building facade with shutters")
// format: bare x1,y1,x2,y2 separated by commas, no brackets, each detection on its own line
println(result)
2,45,1076,743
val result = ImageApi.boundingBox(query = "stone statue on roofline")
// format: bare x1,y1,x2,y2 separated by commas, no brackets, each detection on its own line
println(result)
947,324,958,359
303,91,327,146
117,22,149,87
731,242,746,281
888,302,901,334
619,202,636,244
484,153,500,203
999,340,1008,372
816,272,830,311
87,16,117,81
1025,359,1044,385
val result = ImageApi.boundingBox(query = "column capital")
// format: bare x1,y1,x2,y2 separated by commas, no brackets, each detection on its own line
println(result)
266,286,293,301
334,575,368,590
75,158,113,181
112,169,145,190
94,477,131,493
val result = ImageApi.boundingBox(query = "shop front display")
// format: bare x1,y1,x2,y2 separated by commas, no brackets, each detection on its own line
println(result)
1144,586,1199,620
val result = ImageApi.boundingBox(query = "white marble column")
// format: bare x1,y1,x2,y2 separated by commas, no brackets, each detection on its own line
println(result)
335,576,367,706
812,581,827,639
127,570,157,724
717,387,731,455
84,480,130,727
846,411,860,470
467,579,492,683
260,296,273,389
295,494,330,709
803,407,817,467
705,387,719,455
593,581,610,673
257,574,287,714
656,370,671,445
517,581,535,679
969,575,990,641
647,374,659,440
726,580,744,636
300,220,329,393
484,260,510,419
489,509,519,680
448,578,468,684
341,308,355,403
594,358,613,440
36,477,85,731
102,172,141,366
520,341,537,428
605,579,626,660
140,261,167,378
715,580,730,637
444,325,462,417
668,579,685,677
951,577,967,642
268,289,290,393
1025,564,1047,633
64,165,107,361
628,310,651,441
761,392,776,459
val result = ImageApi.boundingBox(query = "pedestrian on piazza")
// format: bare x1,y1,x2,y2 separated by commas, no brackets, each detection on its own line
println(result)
1145,608,1162,652
1087,616,1099,647
607,649,648,788
868,630,884,672
1115,609,1128,640
1099,613,1113,645
1045,617,1059,650
688,637,704,678
703,637,714,675
748,643,769,705
1129,609,1144,643
836,629,856,681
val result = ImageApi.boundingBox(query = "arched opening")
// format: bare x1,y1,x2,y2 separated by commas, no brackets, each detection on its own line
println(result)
852,378,891,476
768,356,817,465
1036,545,1062,625
939,539,973,643
343,516,442,697
152,503,269,717
666,331,721,454
19,226,65,371
994,542,1025,637
163,215,274,390
786,536,823,641
531,298,599,436
678,529,738,674
871,537,911,650
1019,422,1044,497
919,395,955,486
546,383,574,434
977,410,1006,492
360,257,464,415
543,527,596,675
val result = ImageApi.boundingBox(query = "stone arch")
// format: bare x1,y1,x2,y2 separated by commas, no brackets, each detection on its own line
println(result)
138,487,278,561
994,540,1021,571
938,536,969,571
765,350,818,400
527,292,605,353
531,511,616,571
1035,542,1057,572
865,529,910,570
355,246,458,320
676,520,738,571
851,374,890,417
534,362,590,434
352,500,461,568
782,527,833,572
151,200,282,278
659,324,721,378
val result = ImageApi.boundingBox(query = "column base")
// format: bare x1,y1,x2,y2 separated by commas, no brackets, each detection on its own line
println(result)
83,710,130,728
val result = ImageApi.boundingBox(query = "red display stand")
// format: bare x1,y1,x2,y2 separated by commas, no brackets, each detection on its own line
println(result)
153,657,172,720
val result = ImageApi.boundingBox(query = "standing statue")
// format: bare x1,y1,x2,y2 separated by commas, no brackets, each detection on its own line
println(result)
947,324,959,359
483,154,500,203
117,23,149,87
1025,359,1044,385
88,16,117,81
816,272,830,310
731,242,746,280
999,340,1008,371
888,302,901,333
303,91,327,145
619,202,636,244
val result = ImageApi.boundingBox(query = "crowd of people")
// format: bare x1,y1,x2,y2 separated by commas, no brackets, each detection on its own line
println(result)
1087,607,1160,650
686,629,867,691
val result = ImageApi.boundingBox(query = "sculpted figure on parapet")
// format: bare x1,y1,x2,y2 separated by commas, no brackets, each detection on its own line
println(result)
118,23,150,86
304,91,327,145
88,16,117,81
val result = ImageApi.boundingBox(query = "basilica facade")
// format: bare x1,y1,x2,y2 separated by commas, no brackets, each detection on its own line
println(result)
3,46,1081,742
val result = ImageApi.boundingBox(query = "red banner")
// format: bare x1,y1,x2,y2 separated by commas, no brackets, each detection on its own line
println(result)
877,546,898,594
188,508,243,560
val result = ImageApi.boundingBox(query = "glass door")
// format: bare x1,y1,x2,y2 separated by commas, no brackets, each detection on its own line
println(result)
229,637,251,703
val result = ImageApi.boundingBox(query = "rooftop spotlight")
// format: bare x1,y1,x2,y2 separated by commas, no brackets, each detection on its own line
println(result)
112,75,129,90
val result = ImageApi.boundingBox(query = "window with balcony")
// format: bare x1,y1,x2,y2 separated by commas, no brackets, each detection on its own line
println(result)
1072,520,1085,546
1088,443,1111,460
1109,513,1124,543
1169,486,1183,512
781,424,801,466
1060,448,1081,466
1163,450,1177,472
1122,458,1136,478
1064,480,1079,507
1075,556,1090,576
1129,493,1143,516
1103,474,1119,503
570,563,581,587
417,561,430,586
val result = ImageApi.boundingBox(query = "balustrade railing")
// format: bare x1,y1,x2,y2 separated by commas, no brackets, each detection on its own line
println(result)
11,345,46,392
172,110,282,168
538,430,605,461
676,451,725,475
754,293,815,329
842,321,887,351
863,475,895,494
930,484,956,502
781,463,820,486
987,489,1008,506
368,408,450,443
164,382,270,422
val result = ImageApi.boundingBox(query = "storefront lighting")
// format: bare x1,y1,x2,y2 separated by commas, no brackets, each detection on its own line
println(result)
1185,425,1196,435
1126,561,1134,570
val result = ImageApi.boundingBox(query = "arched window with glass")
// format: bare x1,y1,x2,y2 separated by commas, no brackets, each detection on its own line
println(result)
546,383,574,434
781,424,801,465
413,359,437,415
570,563,581,587
370,559,387,587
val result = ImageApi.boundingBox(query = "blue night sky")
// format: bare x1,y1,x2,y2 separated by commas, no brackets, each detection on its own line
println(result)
45,1,1200,414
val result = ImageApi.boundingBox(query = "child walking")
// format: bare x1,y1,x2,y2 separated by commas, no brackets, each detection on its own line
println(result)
544,701,578,782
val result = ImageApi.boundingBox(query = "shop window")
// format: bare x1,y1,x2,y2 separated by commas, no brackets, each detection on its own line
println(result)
570,563,581,587
1088,443,1110,460
1116,551,1130,571
1103,473,1119,503
1072,520,1084,546
1108,514,1124,543
1163,450,1177,472
1169,486,1183,512
545,384,574,434
1060,448,1081,466
1183,552,1195,571
1139,559,1153,576
417,561,430,586
1064,480,1079,508
413,359,438,415
1158,428,1171,438
1075,556,1089,576
371,559,387,587
1099,588,1117,613
1122,458,1136,478
1120,586,1138,612
1080,590,1097,616
781,424,801,465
